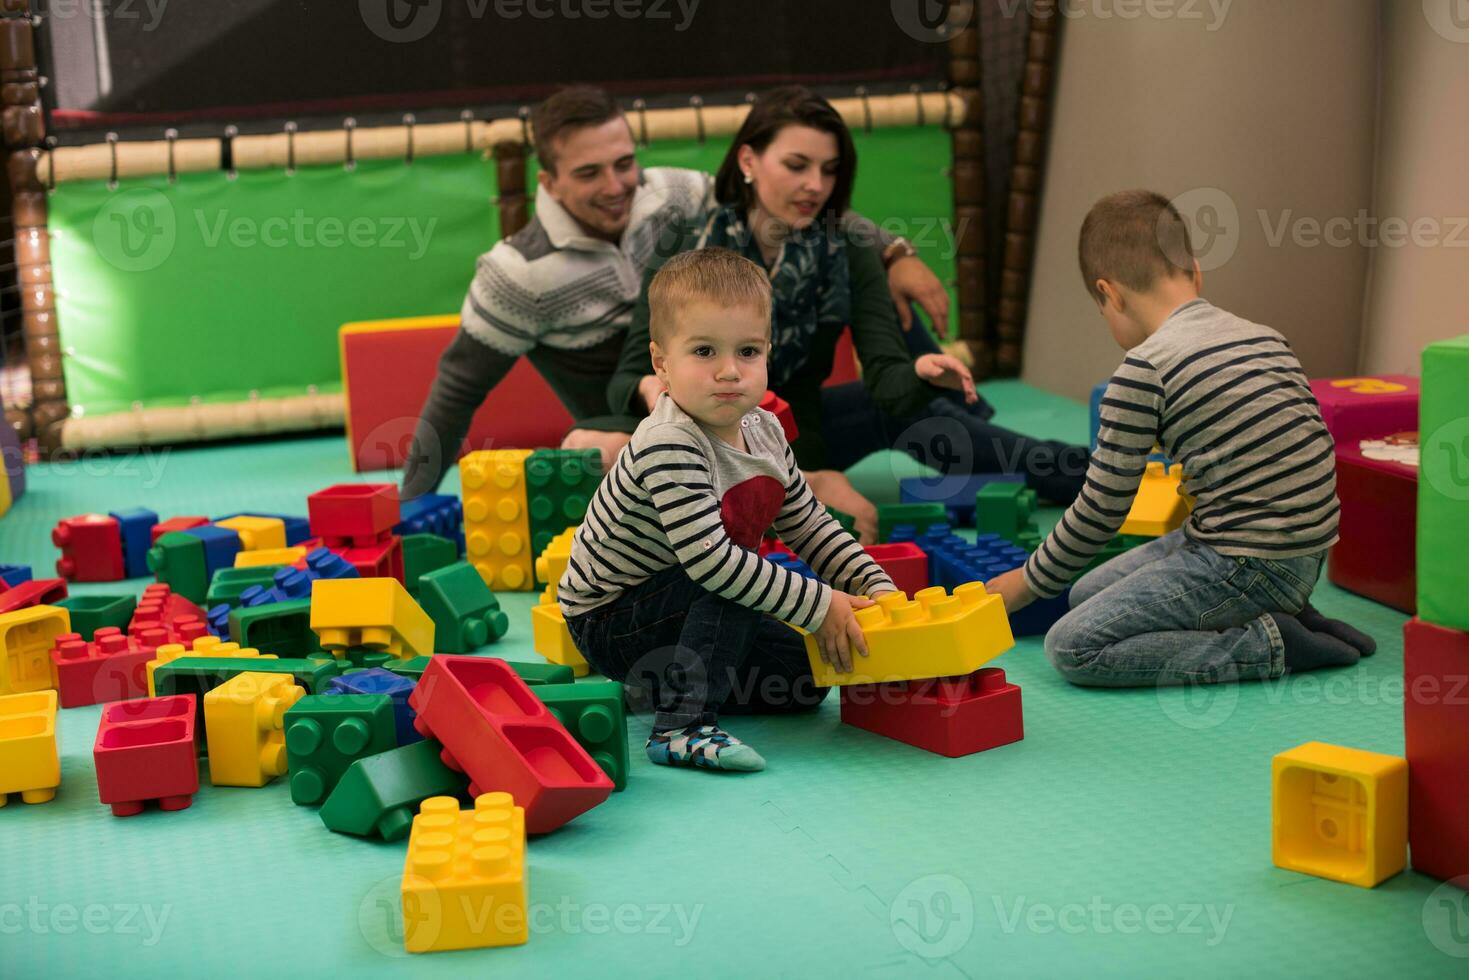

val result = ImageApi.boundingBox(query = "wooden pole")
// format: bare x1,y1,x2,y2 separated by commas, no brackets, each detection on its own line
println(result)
946,0,991,378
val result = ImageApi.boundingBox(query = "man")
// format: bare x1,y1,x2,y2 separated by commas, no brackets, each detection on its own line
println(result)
401,85,950,499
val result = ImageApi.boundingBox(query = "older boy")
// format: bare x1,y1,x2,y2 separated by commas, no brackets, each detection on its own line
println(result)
987,190,1374,686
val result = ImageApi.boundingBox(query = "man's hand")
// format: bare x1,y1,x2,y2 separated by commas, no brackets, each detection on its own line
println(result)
886,255,949,333
803,469,878,544
985,566,1037,614
914,353,978,405
812,591,875,674
637,375,665,414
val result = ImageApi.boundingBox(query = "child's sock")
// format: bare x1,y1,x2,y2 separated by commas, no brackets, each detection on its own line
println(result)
1269,612,1360,672
1296,603,1378,656
646,723,766,772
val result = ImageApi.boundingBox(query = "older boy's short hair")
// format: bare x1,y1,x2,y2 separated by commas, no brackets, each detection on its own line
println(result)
1078,190,1196,303
530,86,624,174
648,248,773,346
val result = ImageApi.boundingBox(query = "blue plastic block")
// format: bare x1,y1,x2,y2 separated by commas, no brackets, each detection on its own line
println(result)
765,551,819,580
0,564,32,588
899,474,1026,526
1010,589,1071,638
206,603,232,638
182,525,242,577
326,667,421,746
108,507,159,578
237,549,359,609
214,512,312,546
303,547,358,581
396,494,464,546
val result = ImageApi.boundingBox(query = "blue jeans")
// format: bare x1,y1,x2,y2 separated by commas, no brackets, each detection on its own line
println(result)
1044,529,1326,688
564,567,830,730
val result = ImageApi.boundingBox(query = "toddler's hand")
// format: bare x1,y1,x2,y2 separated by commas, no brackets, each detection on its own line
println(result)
984,567,1037,614
813,591,875,674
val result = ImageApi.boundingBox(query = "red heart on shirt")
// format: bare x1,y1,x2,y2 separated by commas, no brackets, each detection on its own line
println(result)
720,475,786,549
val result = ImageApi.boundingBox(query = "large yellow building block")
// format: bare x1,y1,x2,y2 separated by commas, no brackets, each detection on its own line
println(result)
146,636,276,696
203,671,304,787
216,516,287,552
533,526,577,591
1272,741,1407,888
800,583,1014,687
402,793,528,954
461,449,535,591
0,605,70,696
310,577,433,658
1120,461,1193,537
0,689,60,806
234,546,308,568
531,593,589,677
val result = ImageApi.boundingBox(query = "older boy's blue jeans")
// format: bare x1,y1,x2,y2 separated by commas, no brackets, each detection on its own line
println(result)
1044,529,1326,687
565,566,830,730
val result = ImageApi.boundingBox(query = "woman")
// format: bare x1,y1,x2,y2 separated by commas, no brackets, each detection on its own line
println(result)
609,86,1086,540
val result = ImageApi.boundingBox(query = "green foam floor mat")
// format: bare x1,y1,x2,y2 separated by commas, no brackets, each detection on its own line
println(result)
0,382,1457,977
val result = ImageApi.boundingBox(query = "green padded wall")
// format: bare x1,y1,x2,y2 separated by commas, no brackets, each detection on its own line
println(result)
48,154,498,416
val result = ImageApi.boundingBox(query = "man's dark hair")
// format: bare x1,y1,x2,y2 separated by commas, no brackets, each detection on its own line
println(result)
1078,190,1196,303
530,86,625,174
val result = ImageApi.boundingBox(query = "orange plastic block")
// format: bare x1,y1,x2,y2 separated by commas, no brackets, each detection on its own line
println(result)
799,583,1014,687
0,604,71,696
1272,741,1407,888
234,546,308,568
203,671,304,786
461,449,535,591
531,594,589,677
0,689,60,805
145,635,276,696
216,516,287,552
402,793,528,953
310,577,433,658
1120,461,1193,537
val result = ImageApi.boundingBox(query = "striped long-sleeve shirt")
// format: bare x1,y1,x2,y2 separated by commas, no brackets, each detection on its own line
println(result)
559,394,895,629
1024,299,1340,598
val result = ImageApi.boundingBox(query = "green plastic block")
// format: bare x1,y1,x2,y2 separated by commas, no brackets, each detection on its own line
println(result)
317,648,398,670
877,502,948,543
525,448,602,579
418,561,510,653
146,532,209,604
56,594,136,641
402,533,458,596
284,693,397,806
975,483,1040,546
319,737,468,841
206,565,283,609
229,598,316,657
387,655,573,686
1419,335,1469,630
533,680,629,791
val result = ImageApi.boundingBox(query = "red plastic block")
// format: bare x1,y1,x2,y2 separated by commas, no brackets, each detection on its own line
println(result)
339,535,405,584
50,627,162,708
1403,618,1469,881
0,578,67,613
1308,375,1419,445
1328,449,1416,613
129,584,208,645
409,656,612,833
864,542,930,598
758,391,798,443
150,516,209,544
839,667,1023,758
93,695,200,816
52,514,126,582
308,484,401,546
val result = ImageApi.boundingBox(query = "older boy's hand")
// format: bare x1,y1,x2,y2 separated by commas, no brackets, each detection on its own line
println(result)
813,591,875,674
887,256,949,334
915,353,978,405
985,567,1037,614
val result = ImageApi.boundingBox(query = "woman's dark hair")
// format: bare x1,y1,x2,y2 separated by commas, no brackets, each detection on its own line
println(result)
714,85,857,221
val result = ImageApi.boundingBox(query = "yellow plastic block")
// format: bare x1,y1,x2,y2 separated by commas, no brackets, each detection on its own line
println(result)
146,636,275,696
0,605,71,696
234,546,307,568
402,793,528,954
0,690,60,806
1272,741,1407,888
799,583,1014,687
203,671,304,787
1120,461,1194,537
216,516,287,552
533,525,578,592
0,470,10,517
310,577,434,658
461,449,535,591
530,594,589,677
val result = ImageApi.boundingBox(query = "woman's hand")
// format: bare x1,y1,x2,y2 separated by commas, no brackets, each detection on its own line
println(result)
803,469,879,545
886,256,950,333
914,353,978,405
637,375,665,414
